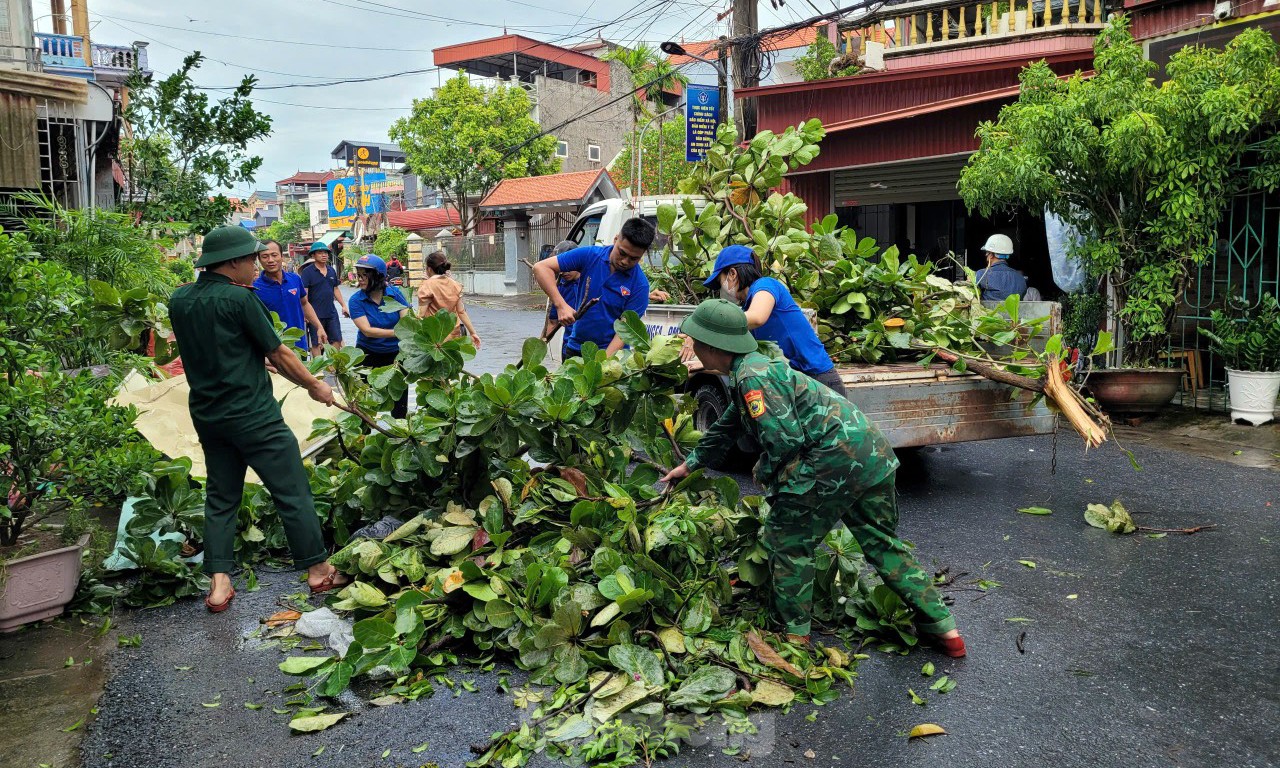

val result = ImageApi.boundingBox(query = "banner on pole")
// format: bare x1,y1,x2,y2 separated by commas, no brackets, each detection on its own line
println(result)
684,84,720,162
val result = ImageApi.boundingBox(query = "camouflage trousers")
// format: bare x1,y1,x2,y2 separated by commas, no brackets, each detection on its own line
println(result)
761,475,955,637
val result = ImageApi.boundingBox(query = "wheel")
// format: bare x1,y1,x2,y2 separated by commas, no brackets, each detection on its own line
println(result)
692,382,757,468
693,383,729,433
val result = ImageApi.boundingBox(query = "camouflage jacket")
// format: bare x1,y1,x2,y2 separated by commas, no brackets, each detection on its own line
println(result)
685,351,899,498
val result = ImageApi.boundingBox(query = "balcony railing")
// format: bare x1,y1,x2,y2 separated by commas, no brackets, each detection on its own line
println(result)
34,32,87,70
34,33,150,77
853,0,1107,54
92,42,148,74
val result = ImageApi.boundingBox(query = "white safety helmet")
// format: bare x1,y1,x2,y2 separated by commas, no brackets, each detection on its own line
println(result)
981,234,1014,257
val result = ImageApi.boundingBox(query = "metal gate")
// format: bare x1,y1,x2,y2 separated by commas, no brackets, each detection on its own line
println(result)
1173,183,1280,410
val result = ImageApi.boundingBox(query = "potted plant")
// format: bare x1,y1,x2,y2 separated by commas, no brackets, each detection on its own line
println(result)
0,228,159,630
1198,295,1280,425
958,18,1280,413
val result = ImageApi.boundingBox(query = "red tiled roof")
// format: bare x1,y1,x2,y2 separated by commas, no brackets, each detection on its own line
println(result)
387,208,462,231
277,170,337,185
480,170,607,209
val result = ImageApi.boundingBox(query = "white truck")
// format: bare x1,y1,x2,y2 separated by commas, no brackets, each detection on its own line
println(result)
551,197,1057,448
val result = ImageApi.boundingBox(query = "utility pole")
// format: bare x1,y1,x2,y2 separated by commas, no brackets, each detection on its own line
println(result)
716,38,730,134
730,0,758,138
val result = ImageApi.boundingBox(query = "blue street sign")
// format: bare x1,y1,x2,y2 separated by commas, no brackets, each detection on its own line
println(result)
685,84,721,162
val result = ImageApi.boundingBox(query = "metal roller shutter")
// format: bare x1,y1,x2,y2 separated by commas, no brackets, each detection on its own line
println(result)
833,152,971,207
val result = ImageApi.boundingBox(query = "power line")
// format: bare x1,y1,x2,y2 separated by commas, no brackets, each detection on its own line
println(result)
313,0,595,31
93,12,438,51
254,98,413,111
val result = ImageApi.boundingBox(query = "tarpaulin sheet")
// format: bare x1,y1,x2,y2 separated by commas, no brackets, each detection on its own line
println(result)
111,373,336,482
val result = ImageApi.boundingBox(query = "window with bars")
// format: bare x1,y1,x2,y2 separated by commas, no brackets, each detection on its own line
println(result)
37,114,82,210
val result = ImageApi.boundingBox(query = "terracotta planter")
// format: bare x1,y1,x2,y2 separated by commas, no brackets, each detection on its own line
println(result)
0,534,89,632
1226,369,1280,426
1086,368,1184,414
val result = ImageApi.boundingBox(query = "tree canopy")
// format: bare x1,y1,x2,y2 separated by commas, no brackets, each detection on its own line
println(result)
389,73,559,234
601,44,689,123
258,202,311,246
611,116,696,196
123,53,272,234
959,18,1280,363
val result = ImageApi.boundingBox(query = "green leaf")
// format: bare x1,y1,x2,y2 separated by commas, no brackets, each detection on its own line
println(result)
1018,560,1037,569
289,712,349,732
1017,506,1053,516
485,599,517,629
1084,500,1136,534
521,337,548,369
668,665,736,711
353,618,397,650
279,656,331,675
612,311,652,353
921,662,935,677
431,526,475,556
608,643,664,686
908,688,927,706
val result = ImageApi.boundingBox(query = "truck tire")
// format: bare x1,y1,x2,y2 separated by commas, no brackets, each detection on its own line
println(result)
692,383,756,468
693,383,730,433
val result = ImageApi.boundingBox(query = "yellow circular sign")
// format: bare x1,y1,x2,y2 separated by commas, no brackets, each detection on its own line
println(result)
332,184,348,213
356,147,370,160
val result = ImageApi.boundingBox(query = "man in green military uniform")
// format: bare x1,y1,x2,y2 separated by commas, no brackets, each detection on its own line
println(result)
661,300,966,656
170,226,348,613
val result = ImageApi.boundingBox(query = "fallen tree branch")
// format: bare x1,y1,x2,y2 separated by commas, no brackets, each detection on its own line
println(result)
1137,524,1218,535
931,348,1108,449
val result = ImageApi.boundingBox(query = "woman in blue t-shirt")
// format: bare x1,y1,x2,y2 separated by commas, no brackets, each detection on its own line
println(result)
349,254,411,418
703,245,848,397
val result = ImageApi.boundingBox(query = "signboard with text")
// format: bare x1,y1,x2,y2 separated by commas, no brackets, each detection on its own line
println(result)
684,84,721,162
327,173,388,229
346,145,382,168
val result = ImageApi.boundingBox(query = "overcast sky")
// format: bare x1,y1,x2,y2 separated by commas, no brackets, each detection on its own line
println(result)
59,0,806,198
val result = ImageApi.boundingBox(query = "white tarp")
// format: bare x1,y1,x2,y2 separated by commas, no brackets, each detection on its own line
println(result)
111,373,337,481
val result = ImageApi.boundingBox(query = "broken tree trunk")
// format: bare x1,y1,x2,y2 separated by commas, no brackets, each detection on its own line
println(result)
932,348,1109,449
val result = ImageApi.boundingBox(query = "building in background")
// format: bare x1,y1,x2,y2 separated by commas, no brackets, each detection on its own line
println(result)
276,170,337,207
432,34,637,173
1,1,151,211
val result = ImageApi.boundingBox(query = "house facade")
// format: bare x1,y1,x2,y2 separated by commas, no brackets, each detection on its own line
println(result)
1,1,151,211
433,35,635,173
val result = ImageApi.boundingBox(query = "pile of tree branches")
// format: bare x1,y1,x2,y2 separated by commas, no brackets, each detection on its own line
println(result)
274,313,914,766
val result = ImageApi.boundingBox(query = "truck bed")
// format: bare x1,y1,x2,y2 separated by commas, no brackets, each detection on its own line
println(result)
836,363,1053,448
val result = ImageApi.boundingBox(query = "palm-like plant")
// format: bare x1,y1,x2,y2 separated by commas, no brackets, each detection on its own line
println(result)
602,44,690,124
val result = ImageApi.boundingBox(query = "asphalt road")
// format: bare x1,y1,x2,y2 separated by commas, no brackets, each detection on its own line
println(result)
79,306,1280,768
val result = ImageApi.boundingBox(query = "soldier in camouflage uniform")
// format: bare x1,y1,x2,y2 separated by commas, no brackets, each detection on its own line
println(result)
661,300,966,656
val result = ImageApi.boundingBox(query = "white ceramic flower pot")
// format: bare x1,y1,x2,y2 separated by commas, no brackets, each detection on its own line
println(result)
1226,369,1280,426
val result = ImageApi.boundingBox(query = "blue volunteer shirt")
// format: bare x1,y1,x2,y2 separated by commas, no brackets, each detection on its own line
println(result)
300,263,341,319
252,271,309,350
974,261,1027,302
744,277,835,376
557,245,650,353
349,285,410,354
546,274,584,322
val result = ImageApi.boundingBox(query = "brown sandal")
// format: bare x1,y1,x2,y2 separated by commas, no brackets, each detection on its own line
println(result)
204,588,236,613
309,568,349,595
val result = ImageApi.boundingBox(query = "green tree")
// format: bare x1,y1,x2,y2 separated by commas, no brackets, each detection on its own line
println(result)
794,33,858,82
602,44,689,123
959,18,1280,363
611,116,696,196
372,227,410,261
259,202,311,246
389,73,559,234
124,53,273,234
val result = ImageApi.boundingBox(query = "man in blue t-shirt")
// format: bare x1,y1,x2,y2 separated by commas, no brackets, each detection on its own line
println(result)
533,218,655,357
253,240,324,352
541,240,585,354
973,233,1027,302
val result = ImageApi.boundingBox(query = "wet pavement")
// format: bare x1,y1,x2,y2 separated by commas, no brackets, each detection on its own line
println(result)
75,434,1279,768
4,299,1279,768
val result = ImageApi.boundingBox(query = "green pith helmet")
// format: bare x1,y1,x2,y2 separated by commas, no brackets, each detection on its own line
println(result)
196,226,266,268
679,299,758,354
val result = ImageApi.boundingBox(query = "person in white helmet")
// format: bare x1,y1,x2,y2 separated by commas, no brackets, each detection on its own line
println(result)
973,234,1027,302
